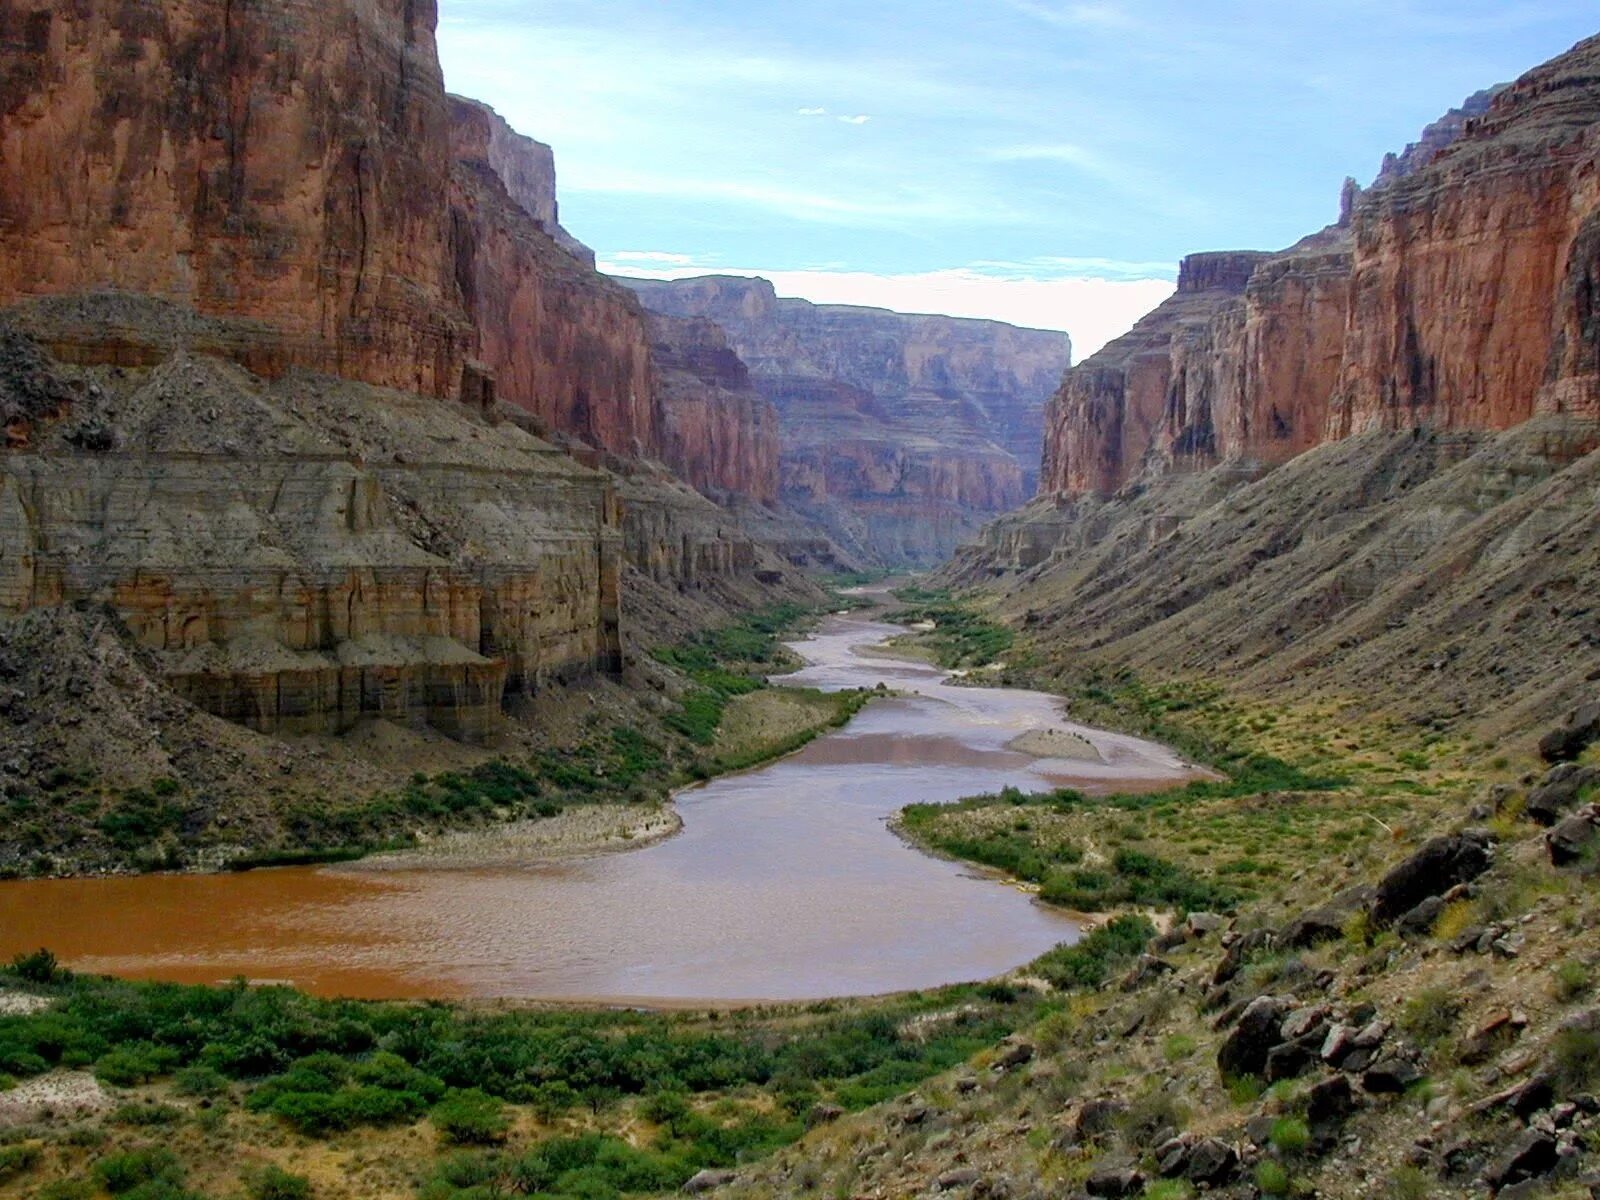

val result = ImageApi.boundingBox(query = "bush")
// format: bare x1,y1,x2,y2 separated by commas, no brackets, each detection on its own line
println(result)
173,1065,229,1097
97,1044,180,1087
244,1164,313,1200
0,1143,40,1184
8,948,66,984
1554,959,1592,1002
1032,917,1156,990
1398,988,1460,1047
94,1148,184,1195
1254,1160,1290,1196
1268,1116,1310,1155
431,1088,510,1145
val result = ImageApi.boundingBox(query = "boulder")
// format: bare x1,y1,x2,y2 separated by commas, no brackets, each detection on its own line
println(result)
1184,1138,1239,1186
1527,764,1600,825
1307,1075,1357,1126
1539,701,1600,763
1396,895,1447,938
1213,927,1277,985
1084,1167,1144,1198
1265,1034,1325,1083
1279,885,1374,949
935,1169,982,1191
993,1037,1035,1070
682,1170,737,1195
1371,834,1492,925
1363,1058,1422,1094
1218,995,1292,1081
1547,805,1600,866
1484,1129,1558,1191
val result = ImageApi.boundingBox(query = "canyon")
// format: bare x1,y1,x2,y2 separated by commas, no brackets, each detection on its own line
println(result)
0,0,831,772
948,33,1600,746
623,276,1072,565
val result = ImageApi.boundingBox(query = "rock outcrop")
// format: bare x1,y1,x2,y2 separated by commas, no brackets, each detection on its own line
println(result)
0,0,821,759
645,314,780,504
623,276,1071,565
0,315,622,741
1038,36,1600,500
0,0,787,512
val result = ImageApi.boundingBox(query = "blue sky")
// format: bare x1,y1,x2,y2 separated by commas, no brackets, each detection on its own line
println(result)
438,2,1598,356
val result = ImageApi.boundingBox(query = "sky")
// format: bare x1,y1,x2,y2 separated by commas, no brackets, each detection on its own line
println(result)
438,2,1598,358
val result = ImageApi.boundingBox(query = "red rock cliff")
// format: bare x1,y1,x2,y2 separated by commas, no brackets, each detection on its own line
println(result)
0,0,472,397
447,96,659,460
622,275,1070,564
1040,34,1600,498
646,314,780,504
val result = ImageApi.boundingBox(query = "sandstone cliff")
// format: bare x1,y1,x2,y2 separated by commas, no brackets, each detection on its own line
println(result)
645,314,780,504
0,0,818,773
1038,35,1600,500
1,302,622,742
623,276,1071,565
0,0,786,511
950,33,1600,746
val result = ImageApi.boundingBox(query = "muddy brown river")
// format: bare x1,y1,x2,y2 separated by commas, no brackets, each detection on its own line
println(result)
0,615,1201,1003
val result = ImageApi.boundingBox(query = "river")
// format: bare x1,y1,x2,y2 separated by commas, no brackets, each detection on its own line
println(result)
0,614,1200,1003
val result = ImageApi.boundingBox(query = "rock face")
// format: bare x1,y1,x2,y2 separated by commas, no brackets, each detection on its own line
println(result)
1039,37,1600,499
0,318,622,741
0,0,783,509
446,96,659,461
468,98,596,267
646,314,780,504
0,0,814,751
0,0,472,398
623,276,1071,565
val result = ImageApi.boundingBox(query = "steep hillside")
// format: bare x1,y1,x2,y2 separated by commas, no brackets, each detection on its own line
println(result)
0,0,837,869
950,34,1600,750
623,276,1071,565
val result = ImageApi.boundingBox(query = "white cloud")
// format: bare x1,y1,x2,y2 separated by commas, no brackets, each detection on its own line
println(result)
598,258,1177,359
567,167,1011,227
605,250,702,265
797,107,828,116
1005,1,1140,31
838,114,872,125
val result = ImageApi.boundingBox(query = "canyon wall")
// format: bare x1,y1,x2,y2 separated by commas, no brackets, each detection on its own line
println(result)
0,0,804,753
950,34,1600,744
0,0,780,507
1038,34,1600,501
645,314,780,504
622,276,1071,564
0,316,622,741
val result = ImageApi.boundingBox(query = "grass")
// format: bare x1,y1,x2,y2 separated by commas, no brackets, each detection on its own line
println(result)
889,588,1018,669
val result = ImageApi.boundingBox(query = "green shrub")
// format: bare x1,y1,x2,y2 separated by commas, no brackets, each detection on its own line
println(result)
431,1088,510,1145
1268,1116,1310,1155
173,1065,229,1097
1031,916,1155,990
1399,988,1460,1047
243,1164,313,1200
0,1143,40,1183
8,948,66,984
112,1102,184,1126
1254,1160,1290,1197
1554,959,1592,1002
1551,1027,1600,1091
94,1148,184,1195
97,1043,181,1087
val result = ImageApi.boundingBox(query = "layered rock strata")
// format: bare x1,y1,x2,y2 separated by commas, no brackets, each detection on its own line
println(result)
0,0,783,509
1038,34,1600,500
645,314,780,504
0,320,622,741
623,276,1071,565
